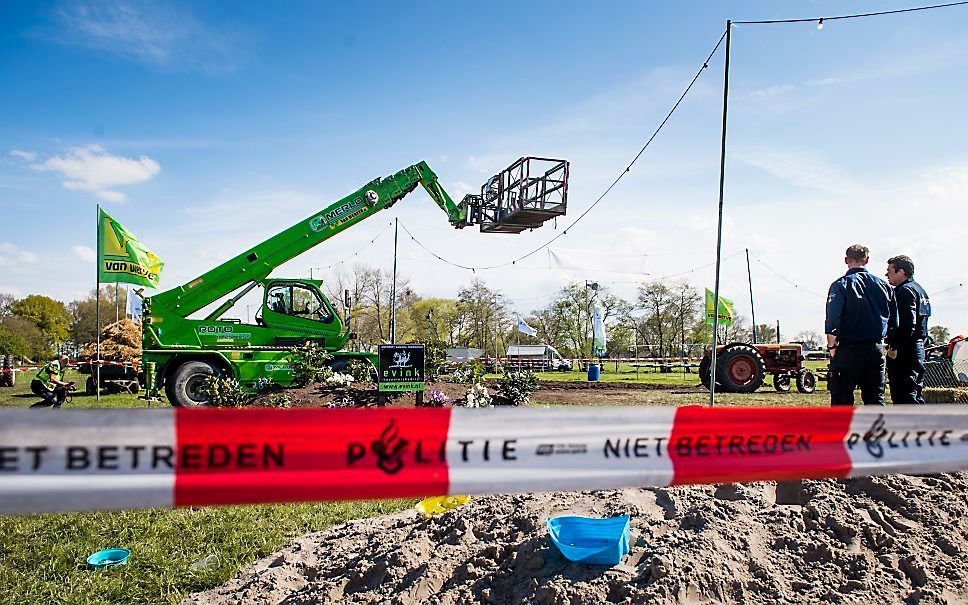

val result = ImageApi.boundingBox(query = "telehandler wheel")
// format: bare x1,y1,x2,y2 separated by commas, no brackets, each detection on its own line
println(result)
773,373,791,392
716,344,766,394
796,369,817,394
167,361,220,408
698,355,712,390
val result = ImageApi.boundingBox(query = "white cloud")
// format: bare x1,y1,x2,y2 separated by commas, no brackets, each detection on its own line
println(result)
0,242,40,265
745,84,796,98
9,149,37,162
735,148,863,197
48,0,246,74
31,144,160,202
72,245,97,263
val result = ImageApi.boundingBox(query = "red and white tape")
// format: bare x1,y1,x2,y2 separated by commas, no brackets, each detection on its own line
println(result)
0,360,139,375
1,405,965,515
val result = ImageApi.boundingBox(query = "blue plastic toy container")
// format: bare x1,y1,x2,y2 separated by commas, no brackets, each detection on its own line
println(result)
86,548,131,569
587,363,600,381
546,515,630,565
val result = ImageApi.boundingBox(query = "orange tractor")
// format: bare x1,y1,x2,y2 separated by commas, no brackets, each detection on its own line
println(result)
699,342,817,394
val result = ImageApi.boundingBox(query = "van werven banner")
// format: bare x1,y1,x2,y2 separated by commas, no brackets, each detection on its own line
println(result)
98,208,164,288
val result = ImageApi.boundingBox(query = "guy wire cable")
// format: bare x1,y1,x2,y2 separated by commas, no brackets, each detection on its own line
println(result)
398,29,729,272
734,1,968,25
319,221,393,270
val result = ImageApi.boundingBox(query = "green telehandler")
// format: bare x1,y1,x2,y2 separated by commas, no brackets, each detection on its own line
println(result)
142,158,569,406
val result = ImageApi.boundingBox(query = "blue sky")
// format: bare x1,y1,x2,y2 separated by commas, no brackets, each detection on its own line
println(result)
1,0,966,337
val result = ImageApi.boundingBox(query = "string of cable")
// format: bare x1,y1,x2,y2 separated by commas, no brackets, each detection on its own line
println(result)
316,221,393,271
398,29,728,272
734,1,968,24
749,253,824,297
931,281,965,297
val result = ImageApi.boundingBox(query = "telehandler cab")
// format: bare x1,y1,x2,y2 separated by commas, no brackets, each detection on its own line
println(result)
140,158,569,406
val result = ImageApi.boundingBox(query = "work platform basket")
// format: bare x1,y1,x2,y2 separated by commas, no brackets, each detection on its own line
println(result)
462,157,569,234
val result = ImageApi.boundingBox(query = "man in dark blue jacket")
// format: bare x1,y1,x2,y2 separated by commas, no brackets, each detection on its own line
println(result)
825,244,898,406
885,255,931,404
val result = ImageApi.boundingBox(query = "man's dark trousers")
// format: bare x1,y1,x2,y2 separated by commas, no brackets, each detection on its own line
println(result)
29,380,65,408
829,342,886,406
887,341,926,404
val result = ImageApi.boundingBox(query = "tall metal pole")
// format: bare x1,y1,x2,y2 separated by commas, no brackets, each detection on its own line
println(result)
709,21,732,407
390,217,398,343
95,204,101,402
746,248,757,344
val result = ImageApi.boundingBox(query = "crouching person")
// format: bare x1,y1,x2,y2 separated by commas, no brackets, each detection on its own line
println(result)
30,354,72,408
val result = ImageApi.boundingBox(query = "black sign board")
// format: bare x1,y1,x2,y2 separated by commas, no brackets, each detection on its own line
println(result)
377,344,425,392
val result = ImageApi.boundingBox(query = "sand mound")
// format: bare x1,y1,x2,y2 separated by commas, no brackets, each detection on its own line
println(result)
185,473,968,604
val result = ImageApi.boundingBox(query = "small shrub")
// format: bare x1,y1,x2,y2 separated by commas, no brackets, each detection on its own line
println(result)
347,359,374,382
199,376,250,407
288,342,333,386
424,340,447,382
465,383,492,408
263,393,292,408
498,369,539,405
253,377,278,393
450,361,486,385
425,388,450,407
328,395,357,408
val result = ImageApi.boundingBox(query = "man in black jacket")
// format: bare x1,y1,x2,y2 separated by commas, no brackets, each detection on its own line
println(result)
885,255,931,404
825,244,898,406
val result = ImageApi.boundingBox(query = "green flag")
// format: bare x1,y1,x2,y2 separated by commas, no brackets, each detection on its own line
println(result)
705,288,734,326
98,208,164,288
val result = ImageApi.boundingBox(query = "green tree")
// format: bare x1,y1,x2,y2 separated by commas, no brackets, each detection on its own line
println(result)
0,325,29,358
930,325,951,344
69,286,124,348
0,315,46,360
10,295,71,348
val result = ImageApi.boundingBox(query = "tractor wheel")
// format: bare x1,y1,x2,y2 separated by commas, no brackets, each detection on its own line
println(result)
716,345,766,394
166,361,220,408
796,369,817,394
773,373,791,392
698,355,712,390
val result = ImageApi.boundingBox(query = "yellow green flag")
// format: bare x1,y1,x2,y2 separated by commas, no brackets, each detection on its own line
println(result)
705,288,734,326
98,208,164,288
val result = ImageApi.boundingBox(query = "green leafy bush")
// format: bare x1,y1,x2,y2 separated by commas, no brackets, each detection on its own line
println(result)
347,359,375,382
199,376,250,407
424,340,447,382
450,361,486,386
288,342,333,386
498,369,539,405
263,393,292,408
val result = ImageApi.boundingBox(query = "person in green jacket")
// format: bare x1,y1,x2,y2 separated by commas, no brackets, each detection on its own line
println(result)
30,354,72,408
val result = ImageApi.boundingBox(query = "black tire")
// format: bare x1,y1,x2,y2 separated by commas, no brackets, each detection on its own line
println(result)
699,355,712,390
86,376,97,396
166,361,219,408
796,369,817,394
716,344,766,394
773,373,791,392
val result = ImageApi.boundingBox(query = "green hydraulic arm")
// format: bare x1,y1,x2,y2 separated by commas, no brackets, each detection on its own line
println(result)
148,162,468,320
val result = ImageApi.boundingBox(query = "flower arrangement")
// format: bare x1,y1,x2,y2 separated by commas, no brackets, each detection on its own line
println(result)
465,383,492,408
324,372,355,388
426,388,450,407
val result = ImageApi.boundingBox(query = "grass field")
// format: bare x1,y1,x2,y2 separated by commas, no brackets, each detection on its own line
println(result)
0,362,835,603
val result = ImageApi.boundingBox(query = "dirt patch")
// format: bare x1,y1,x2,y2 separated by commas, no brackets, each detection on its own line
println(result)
925,388,968,404
185,473,968,604
250,381,482,408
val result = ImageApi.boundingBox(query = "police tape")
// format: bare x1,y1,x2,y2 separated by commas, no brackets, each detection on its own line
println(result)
0,360,139,375
1,405,966,515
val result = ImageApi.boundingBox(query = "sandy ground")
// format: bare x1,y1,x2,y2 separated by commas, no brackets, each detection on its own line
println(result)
185,473,968,604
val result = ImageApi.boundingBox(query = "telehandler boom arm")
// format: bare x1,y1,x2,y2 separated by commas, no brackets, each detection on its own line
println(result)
150,162,467,318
